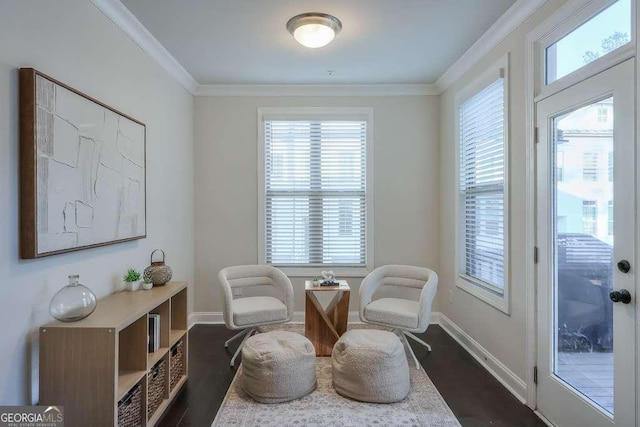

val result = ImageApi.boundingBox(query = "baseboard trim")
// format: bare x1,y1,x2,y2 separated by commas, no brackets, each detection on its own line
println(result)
534,410,555,427
189,311,441,329
438,313,527,404
189,312,222,327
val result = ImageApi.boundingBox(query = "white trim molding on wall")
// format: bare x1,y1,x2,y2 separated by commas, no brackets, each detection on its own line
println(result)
194,84,438,97
437,313,527,403
91,0,547,97
89,0,199,93
435,0,548,92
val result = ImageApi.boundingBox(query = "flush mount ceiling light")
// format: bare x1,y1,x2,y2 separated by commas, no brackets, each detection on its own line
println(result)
286,12,342,48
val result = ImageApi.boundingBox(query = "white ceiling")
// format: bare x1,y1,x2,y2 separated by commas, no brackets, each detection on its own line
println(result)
119,0,517,86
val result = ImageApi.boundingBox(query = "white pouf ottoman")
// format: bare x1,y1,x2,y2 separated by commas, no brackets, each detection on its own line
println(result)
241,330,317,403
332,329,410,403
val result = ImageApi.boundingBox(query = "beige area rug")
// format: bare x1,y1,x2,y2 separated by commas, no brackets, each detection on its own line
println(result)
212,324,461,427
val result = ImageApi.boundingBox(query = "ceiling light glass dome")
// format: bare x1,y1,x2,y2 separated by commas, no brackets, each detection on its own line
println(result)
287,13,342,48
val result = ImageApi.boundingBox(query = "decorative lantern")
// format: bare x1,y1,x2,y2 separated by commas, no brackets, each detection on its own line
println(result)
143,249,173,286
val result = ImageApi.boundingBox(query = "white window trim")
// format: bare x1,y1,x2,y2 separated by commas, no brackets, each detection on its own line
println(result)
534,0,636,101
454,54,510,315
257,107,375,278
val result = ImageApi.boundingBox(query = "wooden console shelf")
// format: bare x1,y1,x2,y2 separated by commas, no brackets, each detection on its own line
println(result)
40,282,188,427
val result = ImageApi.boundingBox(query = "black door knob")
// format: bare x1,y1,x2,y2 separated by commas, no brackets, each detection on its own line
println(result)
617,260,631,273
609,289,632,304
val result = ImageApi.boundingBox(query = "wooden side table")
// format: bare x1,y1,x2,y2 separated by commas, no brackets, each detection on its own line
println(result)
304,280,350,356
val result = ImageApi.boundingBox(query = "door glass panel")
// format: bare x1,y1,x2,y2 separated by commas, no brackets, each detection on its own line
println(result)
546,0,631,84
553,97,614,415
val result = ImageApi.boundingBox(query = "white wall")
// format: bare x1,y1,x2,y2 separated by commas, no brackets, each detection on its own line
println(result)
194,95,440,314
0,0,194,404
439,0,566,383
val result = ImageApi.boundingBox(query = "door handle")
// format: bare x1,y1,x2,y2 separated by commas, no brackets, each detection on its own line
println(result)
617,260,631,273
609,289,632,304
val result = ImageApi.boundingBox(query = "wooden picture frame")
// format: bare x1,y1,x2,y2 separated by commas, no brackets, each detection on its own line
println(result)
20,68,146,259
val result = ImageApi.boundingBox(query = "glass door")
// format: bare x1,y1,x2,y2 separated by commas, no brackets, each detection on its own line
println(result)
536,59,635,426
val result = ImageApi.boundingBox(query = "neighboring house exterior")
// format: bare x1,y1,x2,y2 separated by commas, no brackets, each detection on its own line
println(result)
556,97,613,246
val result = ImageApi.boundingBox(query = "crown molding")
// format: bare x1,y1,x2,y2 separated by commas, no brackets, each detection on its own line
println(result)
92,0,547,97
194,84,438,97
89,0,434,97
435,0,549,93
89,0,199,94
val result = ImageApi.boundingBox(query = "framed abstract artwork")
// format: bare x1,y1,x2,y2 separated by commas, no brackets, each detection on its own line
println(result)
19,68,146,258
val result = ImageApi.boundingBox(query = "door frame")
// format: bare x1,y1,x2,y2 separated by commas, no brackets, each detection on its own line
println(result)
535,60,635,426
524,0,638,418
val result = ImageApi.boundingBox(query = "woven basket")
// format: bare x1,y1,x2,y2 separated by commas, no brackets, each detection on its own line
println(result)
147,358,167,420
118,382,142,427
170,339,185,390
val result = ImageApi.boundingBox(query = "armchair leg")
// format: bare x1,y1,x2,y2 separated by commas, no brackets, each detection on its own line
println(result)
229,328,256,367
392,329,432,370
225,329,249,348
404,331,432,352
395,330,421,370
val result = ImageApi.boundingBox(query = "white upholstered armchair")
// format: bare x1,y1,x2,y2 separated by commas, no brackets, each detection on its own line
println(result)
359,265,438,369
218,265,294,366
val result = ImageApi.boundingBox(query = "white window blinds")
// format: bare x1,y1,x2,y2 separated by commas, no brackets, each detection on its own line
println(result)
459,78,506,292
583,152,598,181
264,120,367,267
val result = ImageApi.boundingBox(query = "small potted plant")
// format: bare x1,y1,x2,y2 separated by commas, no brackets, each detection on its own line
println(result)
141,277,153,290
311,276,321,287
123,268,142,291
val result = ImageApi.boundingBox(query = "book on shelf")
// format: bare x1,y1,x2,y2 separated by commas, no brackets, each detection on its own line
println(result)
148,315,154,353
148,314,160,353
155,315,159,350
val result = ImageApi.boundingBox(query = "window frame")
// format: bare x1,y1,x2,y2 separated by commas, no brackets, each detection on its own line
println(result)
534,0,635,101
582,200,598,234
582,152,599,181
257,107,374,278
454,54,510,314
597,106,608,122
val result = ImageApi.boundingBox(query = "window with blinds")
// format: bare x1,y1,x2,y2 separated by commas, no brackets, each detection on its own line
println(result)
583,152,599,181
263,120,367,267
582,200,597,235
459,77,506,293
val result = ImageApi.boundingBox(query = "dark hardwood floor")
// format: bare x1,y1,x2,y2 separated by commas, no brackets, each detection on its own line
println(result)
158,324,545,427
